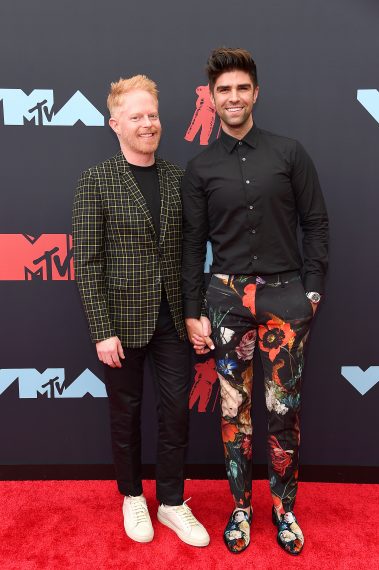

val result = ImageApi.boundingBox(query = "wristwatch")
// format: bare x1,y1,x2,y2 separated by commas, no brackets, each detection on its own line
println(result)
306,291,321,304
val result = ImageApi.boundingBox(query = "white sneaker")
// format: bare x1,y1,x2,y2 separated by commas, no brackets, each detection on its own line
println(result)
122,495,154,543
157,498,210,547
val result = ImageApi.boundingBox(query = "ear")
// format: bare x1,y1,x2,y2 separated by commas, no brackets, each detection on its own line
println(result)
209,87,215,107
253,86,259,104
109,116,119,135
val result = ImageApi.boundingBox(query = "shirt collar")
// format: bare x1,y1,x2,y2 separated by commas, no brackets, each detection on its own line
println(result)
220,123,259,153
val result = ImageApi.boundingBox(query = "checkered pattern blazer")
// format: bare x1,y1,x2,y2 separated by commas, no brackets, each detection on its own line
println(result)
72,151,186,347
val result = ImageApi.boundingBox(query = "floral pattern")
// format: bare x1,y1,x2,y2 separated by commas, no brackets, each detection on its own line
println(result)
235,329,256,360
259,319,296,362
268,435,294,477
222,419,239,443
241,434,252,460
217,358,238,377
242,283,257,315
219,376,242,418
224,510,251,553
266,381,289,415
206,273,312,511
273,509,304,555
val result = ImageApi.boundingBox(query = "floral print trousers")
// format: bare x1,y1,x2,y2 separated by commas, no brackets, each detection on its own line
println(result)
206,271,313,513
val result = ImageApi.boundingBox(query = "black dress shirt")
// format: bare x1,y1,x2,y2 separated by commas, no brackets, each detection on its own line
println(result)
181,124,329,318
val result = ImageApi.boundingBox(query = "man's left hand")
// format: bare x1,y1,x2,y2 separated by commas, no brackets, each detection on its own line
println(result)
185,316,214,354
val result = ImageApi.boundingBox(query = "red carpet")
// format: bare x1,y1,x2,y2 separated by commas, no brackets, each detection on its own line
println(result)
1,480,378,569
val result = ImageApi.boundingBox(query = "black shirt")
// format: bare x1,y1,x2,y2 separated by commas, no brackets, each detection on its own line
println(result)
181,124,329,318
130,161,171,304
130,162,161,239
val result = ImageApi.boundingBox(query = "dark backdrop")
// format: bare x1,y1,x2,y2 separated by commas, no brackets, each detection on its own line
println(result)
0,0,378,473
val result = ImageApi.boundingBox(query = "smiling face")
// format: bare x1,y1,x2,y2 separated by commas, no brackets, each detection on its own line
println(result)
211,70,259,138
109,89,161,164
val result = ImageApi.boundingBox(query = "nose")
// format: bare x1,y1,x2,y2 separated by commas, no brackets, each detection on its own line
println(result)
229,88,240,102
142,115,152,127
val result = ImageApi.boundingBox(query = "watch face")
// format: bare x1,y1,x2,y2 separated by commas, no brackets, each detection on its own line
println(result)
307,292,321,303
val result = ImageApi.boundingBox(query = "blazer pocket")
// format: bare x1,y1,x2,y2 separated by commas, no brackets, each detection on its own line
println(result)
106,276,128,289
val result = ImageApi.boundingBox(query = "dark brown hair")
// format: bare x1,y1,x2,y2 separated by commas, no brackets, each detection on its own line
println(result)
206,47,258,92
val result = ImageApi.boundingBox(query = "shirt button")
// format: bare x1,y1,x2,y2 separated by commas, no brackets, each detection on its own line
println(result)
251,229,256,234
242,157,246,161
249,205,254,210
246,180,250,184
155,277,161,284
253,255,258,260
238,141,243,146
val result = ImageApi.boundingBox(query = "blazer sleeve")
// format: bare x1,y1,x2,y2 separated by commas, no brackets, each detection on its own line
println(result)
72,169,116,343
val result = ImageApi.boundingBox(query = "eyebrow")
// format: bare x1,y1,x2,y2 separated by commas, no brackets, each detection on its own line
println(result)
216,83,252,91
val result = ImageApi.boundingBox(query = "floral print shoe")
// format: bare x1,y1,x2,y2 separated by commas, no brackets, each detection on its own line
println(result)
223,509,252,553
272,507,304,555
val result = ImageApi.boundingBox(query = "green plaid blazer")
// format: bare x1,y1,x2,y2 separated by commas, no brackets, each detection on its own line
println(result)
72,151,186,347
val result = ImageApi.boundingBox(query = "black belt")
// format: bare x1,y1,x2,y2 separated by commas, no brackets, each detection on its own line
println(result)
214,270,300,288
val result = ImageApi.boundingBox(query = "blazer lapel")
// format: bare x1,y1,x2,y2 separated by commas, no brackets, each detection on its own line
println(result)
114,151,157,240
156,158,169,248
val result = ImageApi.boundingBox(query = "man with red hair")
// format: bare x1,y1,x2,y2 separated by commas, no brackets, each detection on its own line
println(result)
73,75,209,548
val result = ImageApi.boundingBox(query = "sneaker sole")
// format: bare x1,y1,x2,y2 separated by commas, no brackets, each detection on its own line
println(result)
157,511,210,547
124,527,154,543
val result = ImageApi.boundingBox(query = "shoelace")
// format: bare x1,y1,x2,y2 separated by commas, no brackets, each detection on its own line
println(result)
171,498,199,528
128,497,149,524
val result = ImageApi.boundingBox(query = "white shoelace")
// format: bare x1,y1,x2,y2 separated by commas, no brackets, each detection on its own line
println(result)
128,496,149,524
170,498,199,528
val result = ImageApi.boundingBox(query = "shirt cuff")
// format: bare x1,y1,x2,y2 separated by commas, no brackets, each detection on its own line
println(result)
303,274,324,295
184,299,202,319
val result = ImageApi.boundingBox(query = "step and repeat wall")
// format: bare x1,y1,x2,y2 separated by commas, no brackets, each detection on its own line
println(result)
0,0,378,469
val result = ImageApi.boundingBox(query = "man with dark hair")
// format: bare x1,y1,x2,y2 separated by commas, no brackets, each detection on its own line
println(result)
206,47,258,91
73,75,209,548
181,48,328,555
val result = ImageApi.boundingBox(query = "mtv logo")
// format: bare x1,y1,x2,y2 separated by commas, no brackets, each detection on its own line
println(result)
0,234,74,280
357,89,379,124
0,89,104,126
189,358,218,412
341,366,379,395
184,84,217,146
0,368,107,398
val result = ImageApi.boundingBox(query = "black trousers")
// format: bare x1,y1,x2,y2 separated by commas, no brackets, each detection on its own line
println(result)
104,294,190,505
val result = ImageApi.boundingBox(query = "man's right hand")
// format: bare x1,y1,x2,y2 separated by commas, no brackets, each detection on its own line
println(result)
96,336,125,368
185,317,214,354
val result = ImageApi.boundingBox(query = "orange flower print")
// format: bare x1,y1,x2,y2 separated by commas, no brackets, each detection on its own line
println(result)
241,434,252,460
259,319,295,362
269,435,293,477
272,358,285,387
234,538,246,551
221,419,238,443
242,283,257,315
292,539,303,553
